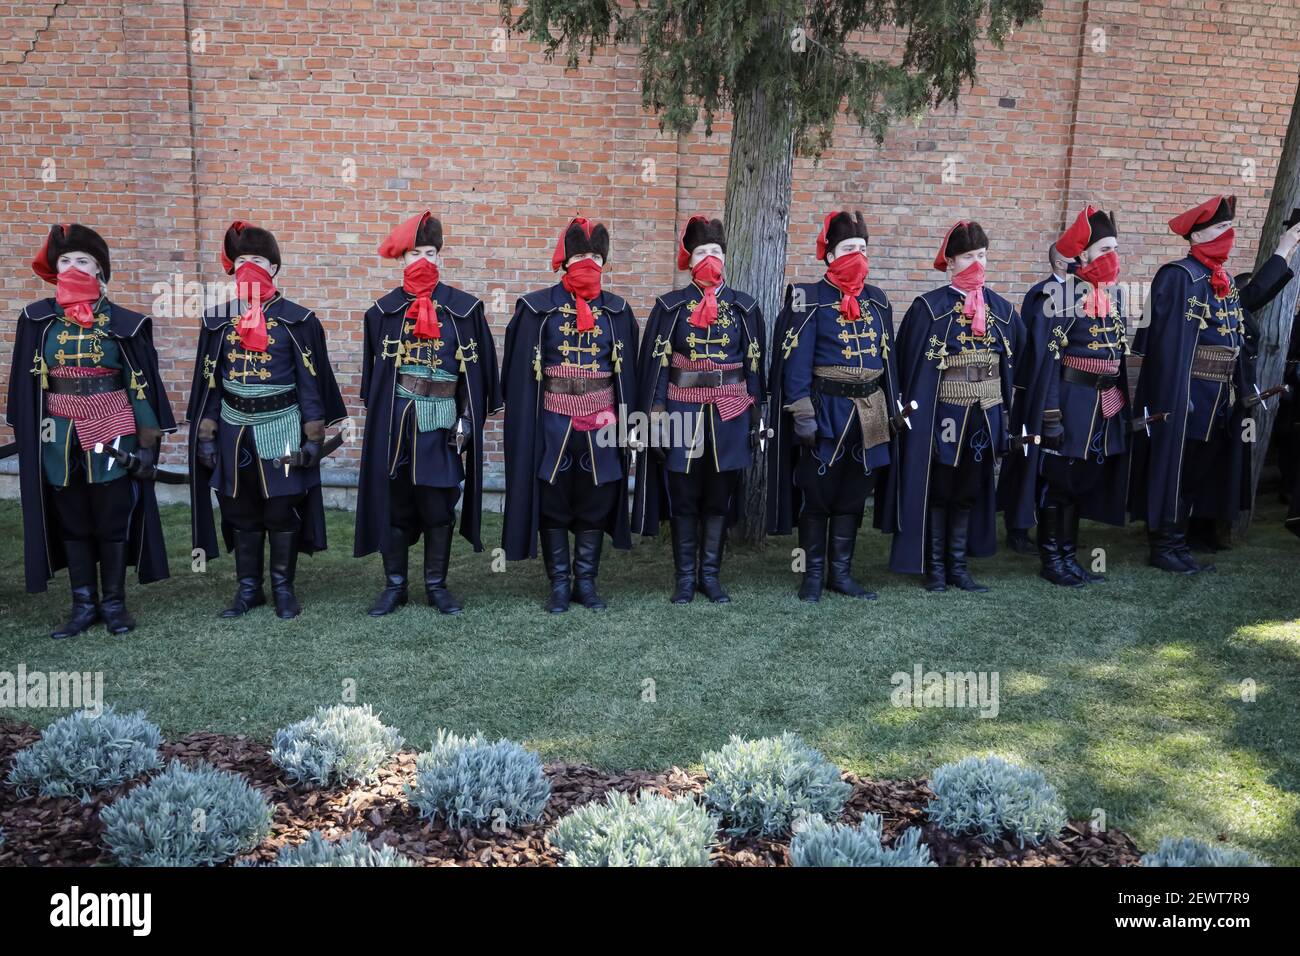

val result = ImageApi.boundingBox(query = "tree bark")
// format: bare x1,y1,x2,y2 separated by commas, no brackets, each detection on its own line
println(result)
1246,72,1300,524
724,81,795,545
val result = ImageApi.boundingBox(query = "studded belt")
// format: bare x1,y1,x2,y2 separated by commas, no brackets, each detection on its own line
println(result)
941,364,1000,383
812,375,882,398
47,372,124,396
1191,345,1237,383
221,388,299,415
544,375,612,396
670,367,746,389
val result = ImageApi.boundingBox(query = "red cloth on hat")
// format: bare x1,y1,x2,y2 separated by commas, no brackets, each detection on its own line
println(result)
379,211,432,259
552,216,595,272
561,257,602,332
1057,205,1099,259
825,251,869,320
31,224,68,283
220,219,250,274
402,257,442,339
951,259,987,336
689,256,723,328
233,261,275,352
1190,228,1235,299
1075,249,1120,318
814,211,837,261
1168,196,1233,238
933,220,969,271
55,267,100,329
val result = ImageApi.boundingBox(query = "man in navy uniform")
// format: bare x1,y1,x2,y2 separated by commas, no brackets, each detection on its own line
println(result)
355,211,500,617
188,221,347,618
8,224,175,638
501,217,639,613
1006,206,1132,587
885,221,1024,592
1130,196,1298,572
767,211,900,602
1000,241,1072,556
633,216,765,604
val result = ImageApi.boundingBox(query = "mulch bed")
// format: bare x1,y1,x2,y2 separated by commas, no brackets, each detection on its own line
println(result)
0,721,1142,867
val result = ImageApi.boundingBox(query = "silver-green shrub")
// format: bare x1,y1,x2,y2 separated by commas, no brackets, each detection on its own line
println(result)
270,704,404,788
789,813,935,867
272,831,416,867
100,760,273,866
406,730,550,828
926,754,1067,847
6,706,162,801
548,790,717,867
1140,837,1266,867
701,733,852,837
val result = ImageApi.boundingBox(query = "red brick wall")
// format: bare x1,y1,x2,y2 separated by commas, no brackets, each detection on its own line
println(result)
3,0,1298,473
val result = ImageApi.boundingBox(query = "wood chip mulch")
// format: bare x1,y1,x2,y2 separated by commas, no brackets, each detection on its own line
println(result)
0,721,1141,867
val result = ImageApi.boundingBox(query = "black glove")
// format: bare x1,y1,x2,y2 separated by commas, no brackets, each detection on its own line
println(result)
1041,413,1064,450
448,415,473,452
127,445,157,479
792,414,817,448
297,439,323,469
196,438,217,470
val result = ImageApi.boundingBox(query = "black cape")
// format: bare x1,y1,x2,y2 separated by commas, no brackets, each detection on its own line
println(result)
186,296,347,560
6,297,177,593
354,283,501,556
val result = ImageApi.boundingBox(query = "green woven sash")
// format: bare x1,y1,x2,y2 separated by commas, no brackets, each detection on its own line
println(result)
397,365,457,433
220,380,300,459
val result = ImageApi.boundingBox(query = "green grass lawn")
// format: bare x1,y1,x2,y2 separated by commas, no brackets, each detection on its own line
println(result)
2,498,1298,862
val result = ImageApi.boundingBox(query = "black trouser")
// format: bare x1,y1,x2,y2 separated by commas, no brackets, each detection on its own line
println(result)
1040,454,1104,506
666,465,740,518
50,468,132,543
218,459,303,533
539,474,620,531
389,477,458,531
795,449,872,519
929,448,993,509
1180,427,1230,516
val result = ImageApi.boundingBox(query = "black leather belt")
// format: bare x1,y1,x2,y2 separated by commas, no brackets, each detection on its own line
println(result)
1061,365,1119,390
222,389,298,414
48,373,124,396
941,364,1000,383
398,374,457,398
669,367,746,388
812,375,881,398
544,376,612,396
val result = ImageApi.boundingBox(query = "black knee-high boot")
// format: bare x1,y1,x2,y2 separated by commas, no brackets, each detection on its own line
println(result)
697,514,731,604
797,515,827,603
827,514,875,600
945,506,988,592
1060,500,1103,583
268,530,301,619
368,527,409,616
668,516,697,604
98,540,136,635
424,524,462,615
52,539,100,639
540,528,572,614
572,529,607,610
1036,503,1084,588
221,529,267,618
923,506,947,593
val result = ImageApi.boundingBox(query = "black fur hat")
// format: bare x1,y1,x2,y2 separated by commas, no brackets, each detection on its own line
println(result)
823,211,869,260
223,222,281,275
414,215,443,252
683,217,726,255
45,224,111,281
945,221,989,261
563,221,610,264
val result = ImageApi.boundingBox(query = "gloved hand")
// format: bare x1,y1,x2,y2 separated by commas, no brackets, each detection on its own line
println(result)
127,445,157,479
448,415,473,452
196,418,218,469
1041,411,1064,450
785,397,817,449
296,439,323,469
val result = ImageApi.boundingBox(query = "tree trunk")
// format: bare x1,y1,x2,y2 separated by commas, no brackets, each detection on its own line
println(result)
1246,72,1300,525
724,81,795,546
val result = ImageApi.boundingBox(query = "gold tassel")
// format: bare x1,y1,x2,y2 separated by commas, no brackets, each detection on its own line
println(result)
613,341,624,374
32,351,49,390
748,340,761,373
533,345,542,382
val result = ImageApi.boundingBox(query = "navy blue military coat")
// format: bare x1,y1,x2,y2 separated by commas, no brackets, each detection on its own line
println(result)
7,297,176,592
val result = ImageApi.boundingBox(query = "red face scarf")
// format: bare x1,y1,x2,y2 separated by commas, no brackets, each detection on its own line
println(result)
1190,227,1235,299
55,267,100,329
233,261,276,352
403,257,442,339
561,257,602,332
689,255,723,328
951,259,987,335
1076,249,1120,318
826,251,869,320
